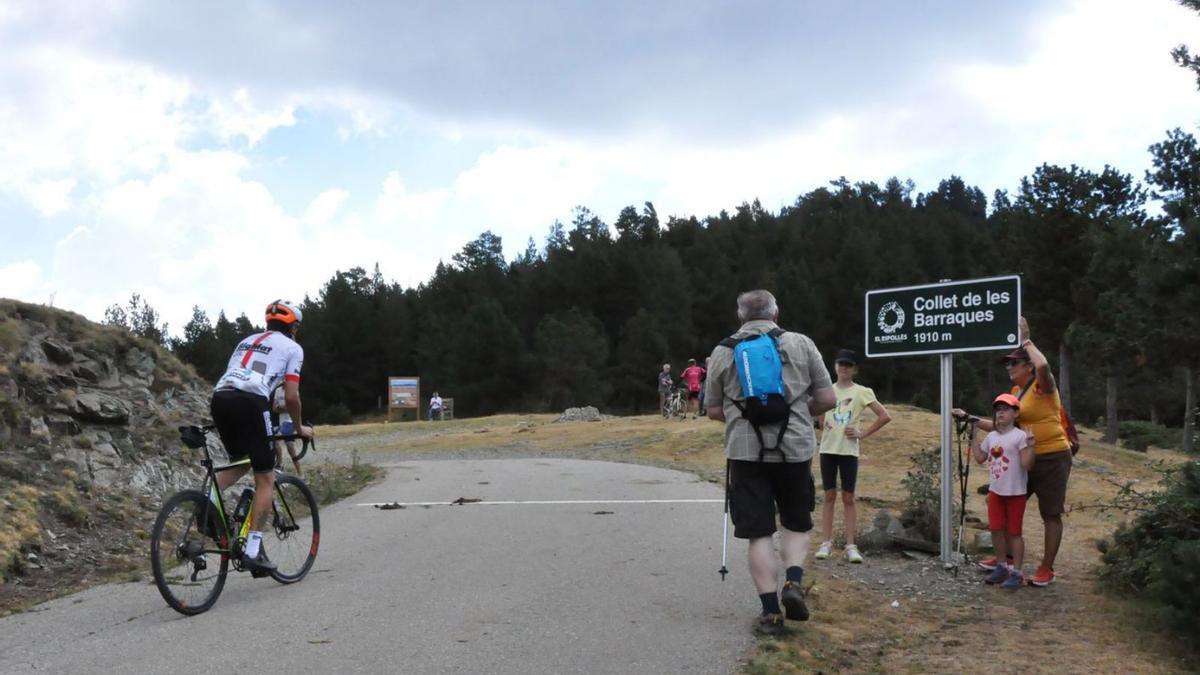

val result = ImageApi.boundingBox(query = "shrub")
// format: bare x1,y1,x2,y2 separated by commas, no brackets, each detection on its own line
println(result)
0,319,22,353
1097,460,1200,637
901,445,942,541
322,402,354,425
1118,420,1181,452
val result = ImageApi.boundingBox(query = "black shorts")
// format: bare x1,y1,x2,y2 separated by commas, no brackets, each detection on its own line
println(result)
819,454,859,493
728,459,815,539
687,390,700,400
210,389,273,473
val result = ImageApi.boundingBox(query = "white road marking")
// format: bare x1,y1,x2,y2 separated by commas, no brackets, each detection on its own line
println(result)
357,498,723,507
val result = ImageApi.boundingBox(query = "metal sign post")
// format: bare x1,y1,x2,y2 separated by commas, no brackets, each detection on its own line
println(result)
865,275,1021,564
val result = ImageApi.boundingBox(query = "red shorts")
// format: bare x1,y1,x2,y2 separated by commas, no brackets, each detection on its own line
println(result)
987,491,1028,537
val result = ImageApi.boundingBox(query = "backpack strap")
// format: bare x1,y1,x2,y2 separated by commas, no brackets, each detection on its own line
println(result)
1016,376,1035,401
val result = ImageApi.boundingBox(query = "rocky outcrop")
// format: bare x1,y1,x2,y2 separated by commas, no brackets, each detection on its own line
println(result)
0,300,211,497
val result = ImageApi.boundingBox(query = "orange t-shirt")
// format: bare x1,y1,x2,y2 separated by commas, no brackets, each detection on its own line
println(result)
1012,381,1070,456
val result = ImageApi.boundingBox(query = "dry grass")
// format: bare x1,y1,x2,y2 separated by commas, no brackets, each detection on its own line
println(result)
335,405,1195,673
0,485,44,585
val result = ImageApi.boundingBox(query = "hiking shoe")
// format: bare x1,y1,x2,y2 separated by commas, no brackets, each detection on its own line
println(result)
1029,566,1056,587
845,545,864,564
242,549,276,576
754,612,786,637
1001,569,1025,590
781,581,809,622
977,557,999,571
814,541,833,560
985,565,1009,585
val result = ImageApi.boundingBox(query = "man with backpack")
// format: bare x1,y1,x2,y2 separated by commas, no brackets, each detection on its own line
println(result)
705,290,836,636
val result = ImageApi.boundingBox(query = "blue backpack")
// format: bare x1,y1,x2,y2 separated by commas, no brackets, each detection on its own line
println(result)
719,327,792,458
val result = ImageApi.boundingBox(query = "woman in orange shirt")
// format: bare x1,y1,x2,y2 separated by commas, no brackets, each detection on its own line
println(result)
954,318,1070,587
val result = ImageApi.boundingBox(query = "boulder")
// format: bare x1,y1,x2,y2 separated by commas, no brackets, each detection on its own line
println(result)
556,406,603,423
45,414,81,436
71,362,102,384
40,339,74,365
28,416,51,440
972,530,994,553
125,347,156,378
73,392,130,424
857,510,905,552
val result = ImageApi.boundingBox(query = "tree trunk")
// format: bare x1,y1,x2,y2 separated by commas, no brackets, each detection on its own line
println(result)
1104,376,1118,445
1150,405,1158,425
1184,367,1196,455
1058,342,1072,415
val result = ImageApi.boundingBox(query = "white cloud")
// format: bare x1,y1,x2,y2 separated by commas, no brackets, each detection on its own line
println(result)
202,88,297,146
303,188,349,225
15,177,76,216
0,260,41,298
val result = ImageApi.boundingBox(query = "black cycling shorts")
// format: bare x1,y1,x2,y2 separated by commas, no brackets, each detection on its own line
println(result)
210,389,274,473
728,459,815,539
819,454,859,493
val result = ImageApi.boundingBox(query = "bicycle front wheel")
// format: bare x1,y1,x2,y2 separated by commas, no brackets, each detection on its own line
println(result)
268,474,320,584
150,490,228,615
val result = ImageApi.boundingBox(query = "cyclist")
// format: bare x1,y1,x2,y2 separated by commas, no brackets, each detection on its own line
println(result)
271,384,303,476
209,300,313,574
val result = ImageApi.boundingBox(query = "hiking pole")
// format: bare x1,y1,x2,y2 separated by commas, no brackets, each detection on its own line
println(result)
952,417,975,574
719,459,730,580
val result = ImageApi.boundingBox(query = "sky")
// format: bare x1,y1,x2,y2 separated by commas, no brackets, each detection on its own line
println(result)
1,0,1198,334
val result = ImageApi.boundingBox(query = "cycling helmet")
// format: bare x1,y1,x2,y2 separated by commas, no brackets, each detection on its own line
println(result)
265,299,303,325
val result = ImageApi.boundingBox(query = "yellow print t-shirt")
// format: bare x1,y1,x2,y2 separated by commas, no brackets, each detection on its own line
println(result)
819,383,877,458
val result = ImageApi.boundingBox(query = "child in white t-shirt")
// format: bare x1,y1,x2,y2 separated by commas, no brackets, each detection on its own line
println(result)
971,393,1035,589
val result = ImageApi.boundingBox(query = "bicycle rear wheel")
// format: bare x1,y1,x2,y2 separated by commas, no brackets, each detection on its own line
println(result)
150,490,228,615
268,474,320,584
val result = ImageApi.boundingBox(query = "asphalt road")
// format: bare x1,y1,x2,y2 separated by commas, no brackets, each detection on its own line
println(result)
0,459,756,674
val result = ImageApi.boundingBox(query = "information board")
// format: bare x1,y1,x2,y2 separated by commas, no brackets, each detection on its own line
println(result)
388,377,420,409
864,275,1021,358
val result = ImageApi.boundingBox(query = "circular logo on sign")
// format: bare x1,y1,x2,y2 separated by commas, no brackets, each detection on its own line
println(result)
1006,333,1016,343
877,301,905,334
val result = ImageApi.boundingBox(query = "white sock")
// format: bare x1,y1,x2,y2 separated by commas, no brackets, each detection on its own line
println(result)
244,531,263,558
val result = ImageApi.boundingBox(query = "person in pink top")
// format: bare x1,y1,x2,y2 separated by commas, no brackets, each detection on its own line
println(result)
970,393,1036,589
680,358,706,420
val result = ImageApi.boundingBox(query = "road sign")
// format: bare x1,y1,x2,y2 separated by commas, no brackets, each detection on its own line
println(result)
863,275,1021,564
864,275,1021,358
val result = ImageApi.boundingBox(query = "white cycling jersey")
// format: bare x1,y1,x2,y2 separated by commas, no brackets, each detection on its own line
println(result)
214,331,304,399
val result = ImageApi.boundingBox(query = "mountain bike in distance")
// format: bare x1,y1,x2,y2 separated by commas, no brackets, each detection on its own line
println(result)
149,424,320,615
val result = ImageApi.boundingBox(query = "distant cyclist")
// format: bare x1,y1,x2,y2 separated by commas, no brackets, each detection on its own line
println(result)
210,300,313,574
271,384,303,477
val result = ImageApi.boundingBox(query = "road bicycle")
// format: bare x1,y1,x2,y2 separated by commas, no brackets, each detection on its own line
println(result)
150,424,320,615
662,386,687,420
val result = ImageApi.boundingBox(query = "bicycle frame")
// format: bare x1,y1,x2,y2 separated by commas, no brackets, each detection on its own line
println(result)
186,426,306,558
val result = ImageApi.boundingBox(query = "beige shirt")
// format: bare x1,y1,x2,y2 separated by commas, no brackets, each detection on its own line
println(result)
705,320,833,463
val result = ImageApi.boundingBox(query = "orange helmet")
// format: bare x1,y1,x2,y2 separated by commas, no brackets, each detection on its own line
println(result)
265,299,303,325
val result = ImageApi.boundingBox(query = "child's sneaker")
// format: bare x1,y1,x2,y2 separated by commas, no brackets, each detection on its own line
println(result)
814,541,832,560
1029,566,1056,587
977,557,999,571
1001,568,1024,589
985,565,1009,585
845,544,864,564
